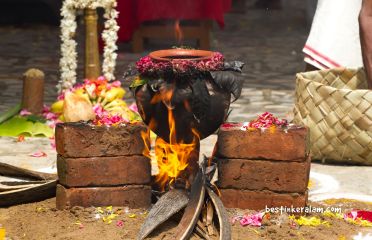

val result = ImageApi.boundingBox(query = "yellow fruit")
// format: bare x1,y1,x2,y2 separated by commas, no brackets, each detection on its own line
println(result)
58,114,65,121
104,99,127,110
106,106,130,120
74,89,90,101
102,87,126,105
74,88,85,95
51,100,64,113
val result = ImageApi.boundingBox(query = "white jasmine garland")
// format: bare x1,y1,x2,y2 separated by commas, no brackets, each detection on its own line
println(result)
58,0,119,92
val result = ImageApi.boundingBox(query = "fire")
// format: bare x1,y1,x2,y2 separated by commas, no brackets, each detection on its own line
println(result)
155,110,199,190
140,90,200,190
174,19,183,45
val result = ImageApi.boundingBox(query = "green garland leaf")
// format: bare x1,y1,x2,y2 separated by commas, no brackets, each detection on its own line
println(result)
129,76,148,89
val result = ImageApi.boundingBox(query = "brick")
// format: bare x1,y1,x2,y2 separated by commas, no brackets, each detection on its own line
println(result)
220,189,308,210
57,155,151,187
55,122,149,158
56,184,151,209
217,125,309,161
217,156,310,193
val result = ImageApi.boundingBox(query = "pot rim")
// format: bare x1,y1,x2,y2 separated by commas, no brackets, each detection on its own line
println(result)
149,49,214,62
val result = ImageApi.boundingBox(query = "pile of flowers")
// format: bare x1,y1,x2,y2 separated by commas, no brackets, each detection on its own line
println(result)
241,112,288,130
51,76,140,126
136,52,224,76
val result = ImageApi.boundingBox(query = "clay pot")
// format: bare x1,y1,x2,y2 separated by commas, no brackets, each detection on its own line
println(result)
149,49,214,61
134,49,231,144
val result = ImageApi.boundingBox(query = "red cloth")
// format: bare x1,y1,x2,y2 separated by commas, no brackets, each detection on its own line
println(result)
116,0,232,42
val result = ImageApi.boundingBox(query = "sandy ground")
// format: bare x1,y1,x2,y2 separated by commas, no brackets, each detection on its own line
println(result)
1,198,372,240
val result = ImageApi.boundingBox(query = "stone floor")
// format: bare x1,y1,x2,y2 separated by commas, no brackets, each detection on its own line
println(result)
0,1,371,203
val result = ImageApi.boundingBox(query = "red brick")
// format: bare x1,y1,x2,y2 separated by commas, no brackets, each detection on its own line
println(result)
57,155,151,187
55,122,149,158
56,184,151,209
217,156,310,193
220,189,308,210
217,125,309,161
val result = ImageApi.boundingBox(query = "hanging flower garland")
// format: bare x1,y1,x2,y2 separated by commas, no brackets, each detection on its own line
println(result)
58,0,119,92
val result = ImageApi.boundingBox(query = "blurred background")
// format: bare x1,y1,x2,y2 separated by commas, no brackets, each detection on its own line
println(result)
0,0,317,121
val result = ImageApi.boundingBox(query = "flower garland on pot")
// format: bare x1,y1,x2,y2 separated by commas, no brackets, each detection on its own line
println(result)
59,0,119,92
129,50,245,103
135,52,225,77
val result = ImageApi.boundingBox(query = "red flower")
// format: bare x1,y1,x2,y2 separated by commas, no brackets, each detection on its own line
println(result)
136,52,224,75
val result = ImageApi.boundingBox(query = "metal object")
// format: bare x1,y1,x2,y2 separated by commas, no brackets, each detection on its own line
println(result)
84,8,100,79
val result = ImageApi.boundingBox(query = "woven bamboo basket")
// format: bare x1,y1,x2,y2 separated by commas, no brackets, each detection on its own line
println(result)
293,68,372,165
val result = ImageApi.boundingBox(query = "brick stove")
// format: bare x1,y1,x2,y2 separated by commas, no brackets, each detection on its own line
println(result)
55,122,152,209
216,124,310,210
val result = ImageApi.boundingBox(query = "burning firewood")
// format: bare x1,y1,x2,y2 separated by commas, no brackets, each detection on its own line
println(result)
137,189,189,240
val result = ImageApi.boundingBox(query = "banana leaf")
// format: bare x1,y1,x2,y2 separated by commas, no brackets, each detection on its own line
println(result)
0,103,21,124
0,116,53,137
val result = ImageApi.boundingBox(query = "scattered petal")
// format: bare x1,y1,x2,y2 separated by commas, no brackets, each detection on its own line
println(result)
129,103,138,113
74,220,84,229
103,213,118,224
96,207,104,214
17,135,25,142
323,210,343,219
20,109,32,116
240,212,265,227
290,215,330,227
30,151,47,157
49,137,56,149
116,220,124,227
36,207,46,212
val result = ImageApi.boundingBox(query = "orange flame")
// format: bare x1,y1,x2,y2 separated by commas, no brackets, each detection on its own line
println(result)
174,19,183,45
140,89,200,190
155,109,199,190
140,119,156,160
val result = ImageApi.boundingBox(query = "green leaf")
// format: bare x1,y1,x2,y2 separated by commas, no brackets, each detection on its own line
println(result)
0,103,21,124
129,76,148,89
26,114,47,123
0,116,53,137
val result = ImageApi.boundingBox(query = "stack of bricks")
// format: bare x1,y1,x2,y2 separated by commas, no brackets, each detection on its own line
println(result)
55,122,151,210
216,124,310,210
